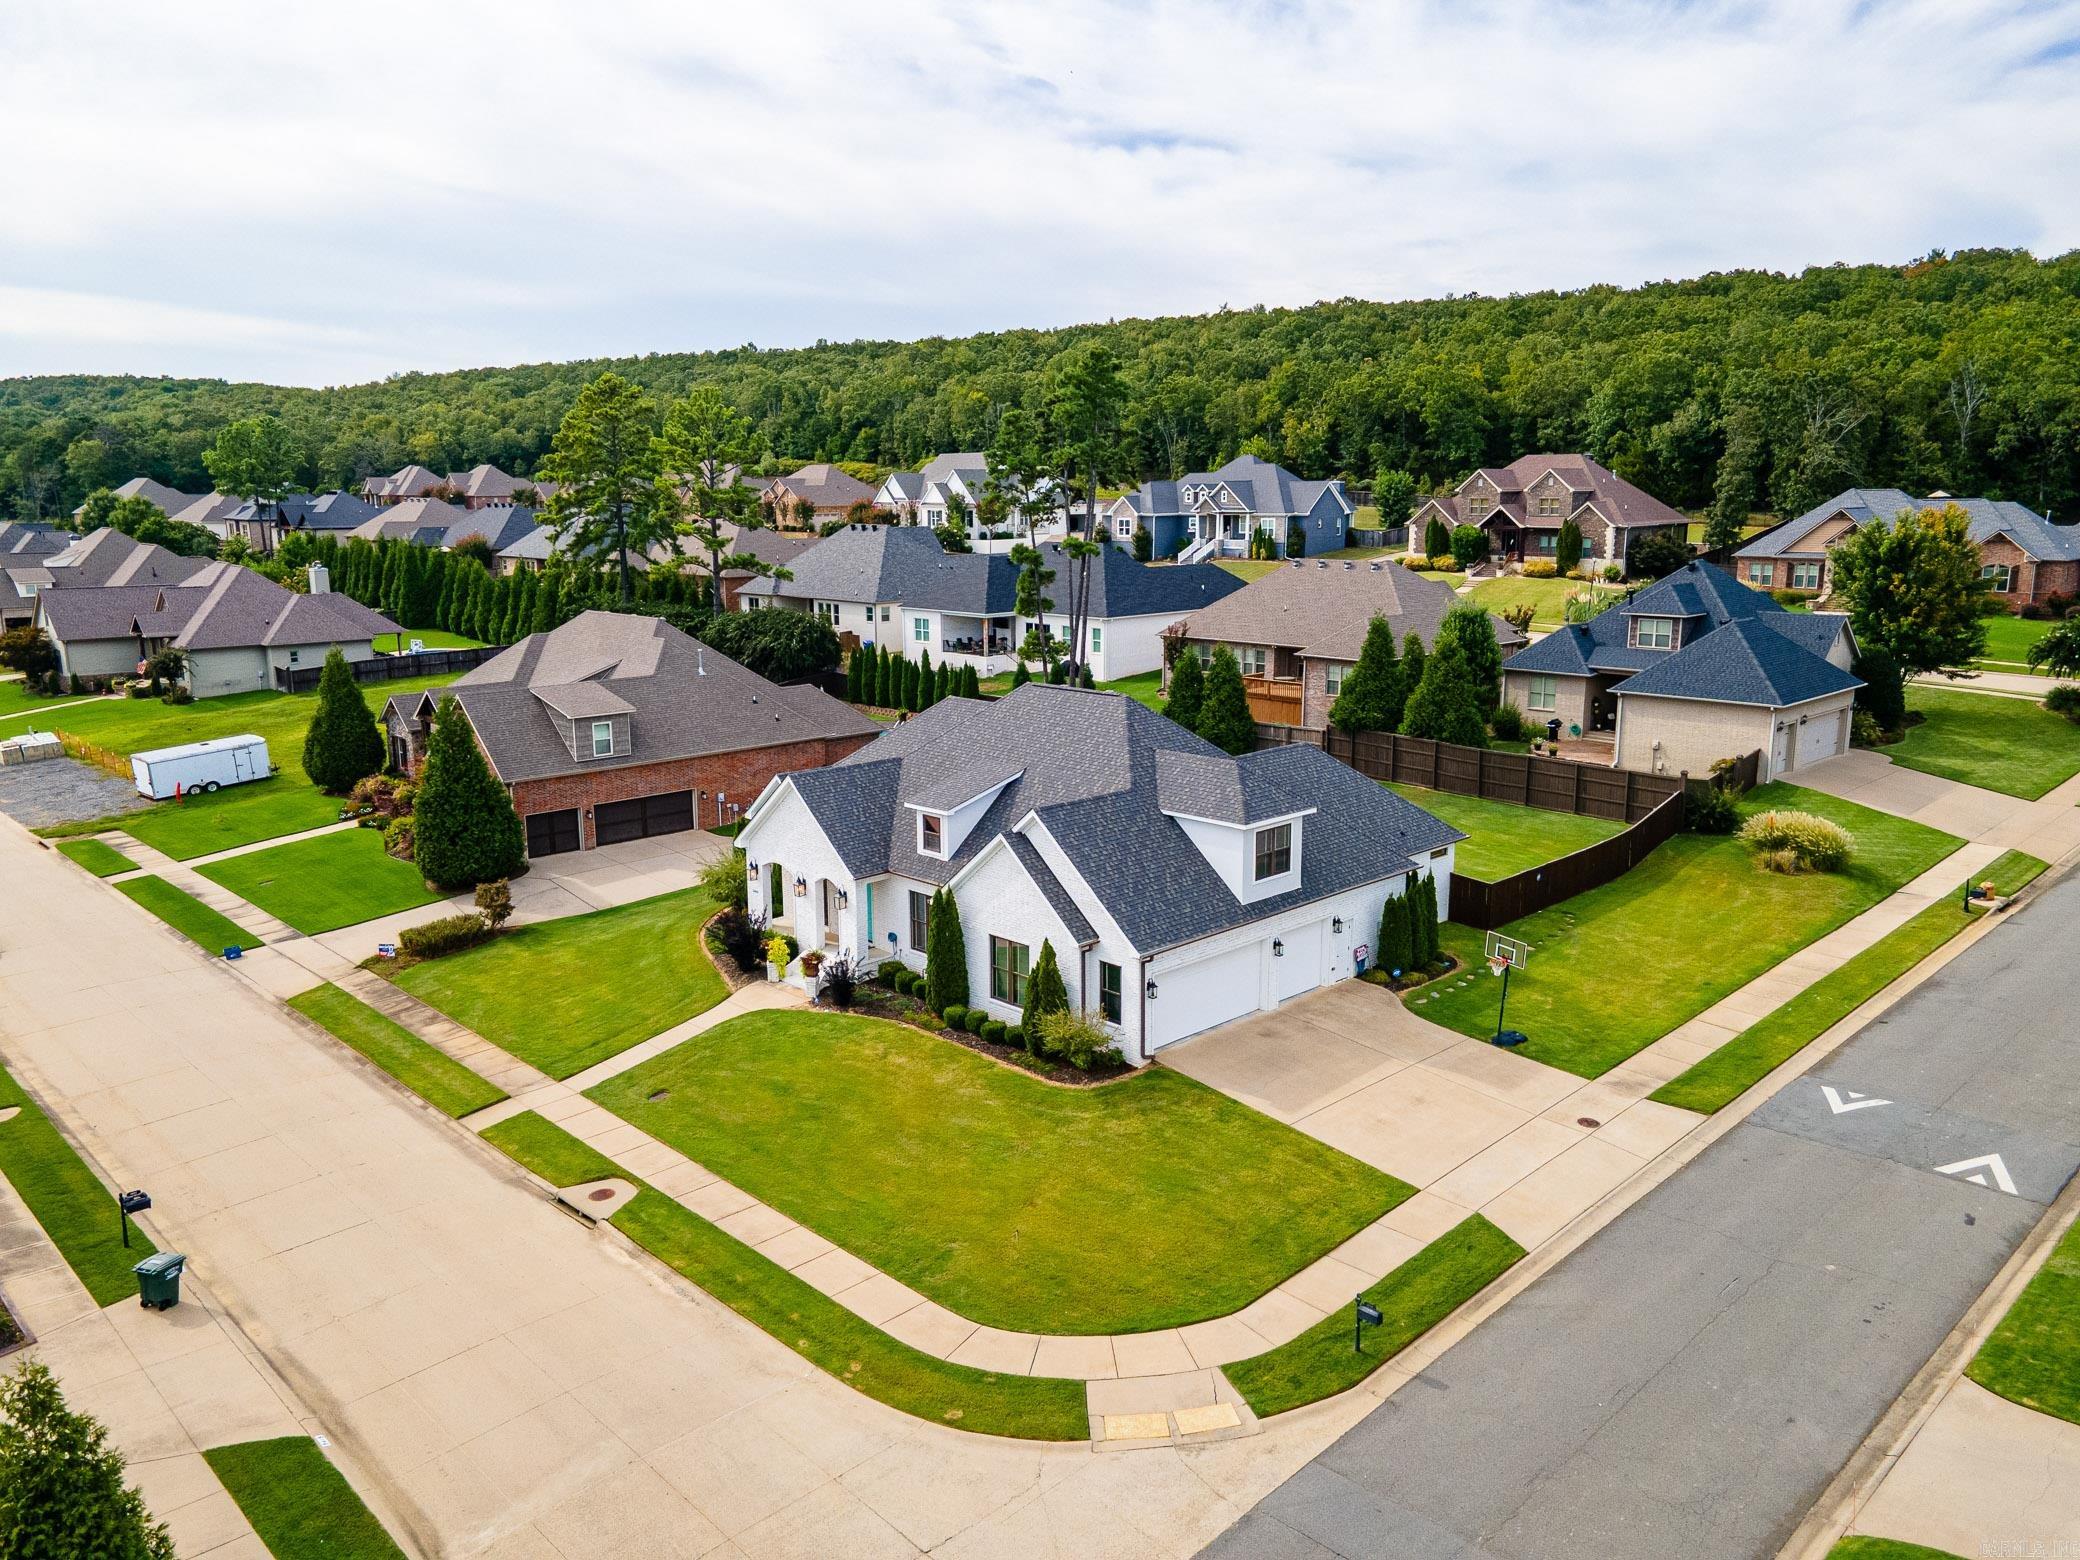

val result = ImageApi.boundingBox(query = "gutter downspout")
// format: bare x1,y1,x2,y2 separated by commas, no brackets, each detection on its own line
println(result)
1137,953,1151,1061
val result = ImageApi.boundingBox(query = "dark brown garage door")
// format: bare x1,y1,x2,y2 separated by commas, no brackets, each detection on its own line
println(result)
525,808,581,857
594,789,695,846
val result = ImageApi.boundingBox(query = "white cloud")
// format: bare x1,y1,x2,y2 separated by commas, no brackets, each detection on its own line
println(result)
1,0,2076,385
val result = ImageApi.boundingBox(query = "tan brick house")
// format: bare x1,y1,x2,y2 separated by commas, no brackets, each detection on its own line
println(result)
1734,489,2080,607
1163,558,1525,727
1501,560,1860,783
383,611,878,855
760,464,876,530
1411,454,1690,575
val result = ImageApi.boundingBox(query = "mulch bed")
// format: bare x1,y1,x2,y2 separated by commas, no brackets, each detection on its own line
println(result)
1360,953,1462,994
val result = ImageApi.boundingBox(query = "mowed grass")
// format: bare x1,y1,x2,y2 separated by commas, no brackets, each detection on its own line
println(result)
484,1112,1089,1439
289,983,505,1118
1966,1210,2080,1425
1405,783,1961,1077
116,875,262,951
1653,851,2045,1114
1973,613,2054,669
0,1065,156,1306
55,836,134,877
7,674,459,858
199,828,442,934
1099,671,1165,710
1887,685,2080,799
1226,1217,1525,1418
396,888,724,1078
372,626,484,652
203,1437,406,1560
1828,1542,1967,1560
1385,783,1626,881
0,677,105,721
589,1008,1413,1335
1214,559,1282,583
1465,576,1621,628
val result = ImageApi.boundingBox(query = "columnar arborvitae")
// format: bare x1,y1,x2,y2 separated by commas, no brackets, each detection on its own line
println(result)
1165,648,1205,730
529,569,559,634
916,649,935,709
302,647,385,794
1330,615,1401,734
1011,659,1031,688
1024,938,1069,1024
1400,636,1489,747
1375,888,1413,976
1409,874,1440,966
923,887,969,1012
1435,603,1503,713
1195,645,1258,755
413,694,526,890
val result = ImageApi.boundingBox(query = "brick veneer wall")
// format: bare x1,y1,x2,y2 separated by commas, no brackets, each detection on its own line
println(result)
507,732,876,848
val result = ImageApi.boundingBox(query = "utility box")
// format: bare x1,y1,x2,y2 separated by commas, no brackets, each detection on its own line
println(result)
131,735,271,800
133,1252,186,1310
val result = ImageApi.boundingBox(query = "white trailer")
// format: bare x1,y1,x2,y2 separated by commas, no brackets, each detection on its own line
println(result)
131,735,273,800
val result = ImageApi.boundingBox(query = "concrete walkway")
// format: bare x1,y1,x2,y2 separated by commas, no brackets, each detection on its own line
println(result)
3,818,1383,1558
102,830,299,945
1915,667,2054,695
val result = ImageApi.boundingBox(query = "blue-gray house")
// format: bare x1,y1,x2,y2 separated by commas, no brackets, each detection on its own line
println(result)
1108,456,1352,562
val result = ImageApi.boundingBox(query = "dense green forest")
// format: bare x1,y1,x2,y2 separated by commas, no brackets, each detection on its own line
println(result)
3,248,2075,525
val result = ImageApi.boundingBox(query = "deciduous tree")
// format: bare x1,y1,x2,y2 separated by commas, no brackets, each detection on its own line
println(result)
1831,504,1988,678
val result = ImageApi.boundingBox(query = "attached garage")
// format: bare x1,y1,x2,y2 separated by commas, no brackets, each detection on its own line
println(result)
1146,943,1262,1052
1272,920,1324,1003
1795,699,1851,770
594,788,695,846
525,808,581,857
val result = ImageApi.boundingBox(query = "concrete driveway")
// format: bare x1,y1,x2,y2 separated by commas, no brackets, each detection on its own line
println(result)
1161,982,1696,1251
1791,748,2080,858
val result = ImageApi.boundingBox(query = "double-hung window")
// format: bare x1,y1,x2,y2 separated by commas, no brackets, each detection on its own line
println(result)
919,812,944,855
1791,562,1822,591
591,720,614,757
1323,662,1351,698
1981,562,2014,593
1099,961,1122,1023
1746,562,1771,586
1237,646,1267,677
1253,822,1292,881
908,890,930,951
989,936,1030,1005
814,601,840,626
1634,617,1674,650
1090,625,1103,654
913,616,931,643
1527,675,1557,713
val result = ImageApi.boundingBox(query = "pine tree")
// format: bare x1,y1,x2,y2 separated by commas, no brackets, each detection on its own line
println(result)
1435,603,1503,712
1024,938,1069,1025
1400,635,1489,746
1330,614,1400,733
0,1362,175,1560
1375,888,1413,976
302,647,385,794
1195,645,1258,755
924,887,969,1012
414,695,526,889
1165,649,1205,730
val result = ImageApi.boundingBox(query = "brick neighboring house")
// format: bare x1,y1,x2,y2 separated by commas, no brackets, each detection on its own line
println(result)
1410,454,1690,575
382,611,878,856
1733,489,2080,607
1163,558,1526,727
712,525,818,611
1501,559,1860,783
0,522,71,629
361,462,553,508
761,464,876,530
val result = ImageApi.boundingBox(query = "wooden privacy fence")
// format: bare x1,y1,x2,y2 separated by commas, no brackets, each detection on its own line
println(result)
1449,792,1684,930
273,644,500,694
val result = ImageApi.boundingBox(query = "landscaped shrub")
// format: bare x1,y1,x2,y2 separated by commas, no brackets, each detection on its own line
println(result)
1375,890,1413,976
1850,709,1886,747
1738,809,1854,873
697,851,748,913
1004,1024,1025,1051
414,695,525,890
349,773,415,819
821,955,857,1010
924,888,969,1012
979,1019,1006,1044
1164,647,1205,730
711,908,767,972
1025,940,1070,1027
1684,783,1739,834
1032,1008,1125,1071
1426,555,1459,571
1853,645,1907,734
877,959,904,985
1522,559,1559,578
474,878,514,929
1490,702,1527,742
1196,646,1259,755
399,912,492,959
1448,525,1488,569
942,1003,970,1033
2045,684,2080,723
302,646,385,794
381,815,415,861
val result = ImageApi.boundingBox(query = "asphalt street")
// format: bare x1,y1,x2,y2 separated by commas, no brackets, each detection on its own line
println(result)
1205,870,2080,1560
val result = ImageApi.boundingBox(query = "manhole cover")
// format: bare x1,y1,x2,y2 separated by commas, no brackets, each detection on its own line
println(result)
1577,1117,1601,1129
587,1188,616,1203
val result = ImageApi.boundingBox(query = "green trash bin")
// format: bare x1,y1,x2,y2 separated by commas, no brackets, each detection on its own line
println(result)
133,1252,186,1311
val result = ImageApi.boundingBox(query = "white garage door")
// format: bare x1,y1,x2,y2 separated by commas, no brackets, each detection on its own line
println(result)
1273,921,1324,1004
1797,707,1846,769
1148,945,1262,1051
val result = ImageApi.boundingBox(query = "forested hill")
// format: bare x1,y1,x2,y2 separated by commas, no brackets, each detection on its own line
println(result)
4,247,2076,525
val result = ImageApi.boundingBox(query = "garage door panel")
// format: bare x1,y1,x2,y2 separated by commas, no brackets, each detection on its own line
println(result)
595,789,695,846
1274,922,1324,1003
1798,708,1845,768
525,808,581,857
1149,946,1261,1051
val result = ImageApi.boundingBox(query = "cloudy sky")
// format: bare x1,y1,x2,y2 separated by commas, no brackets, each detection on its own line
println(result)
3,0,2077,387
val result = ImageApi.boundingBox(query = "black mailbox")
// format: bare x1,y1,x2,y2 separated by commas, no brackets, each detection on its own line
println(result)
1354,1295,1384,1353
118,1189,151,1248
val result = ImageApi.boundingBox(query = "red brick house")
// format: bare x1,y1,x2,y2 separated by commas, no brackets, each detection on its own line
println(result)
1410,454,1690,575
383,611,878,856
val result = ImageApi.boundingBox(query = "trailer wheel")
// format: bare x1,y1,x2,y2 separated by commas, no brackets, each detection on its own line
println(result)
201,781,220,794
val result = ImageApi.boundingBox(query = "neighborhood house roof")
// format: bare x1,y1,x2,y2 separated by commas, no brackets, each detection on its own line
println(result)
767,464,876,511
1121,456,1348,522
76,477,198,517
1425,453,1690,533
387,610,877,784
1504,559,1859,709
778,683,1462,955
1167,558,1523,661
43,528,213,588
233,491,381,532
37,560,397,651
352,500,540,553
1735,489,2080,563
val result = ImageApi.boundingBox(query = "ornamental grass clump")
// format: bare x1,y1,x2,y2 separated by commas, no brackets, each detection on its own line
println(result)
1739,809,1854,874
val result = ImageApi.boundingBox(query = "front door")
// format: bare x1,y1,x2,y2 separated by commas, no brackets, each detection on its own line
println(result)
821,880,840,945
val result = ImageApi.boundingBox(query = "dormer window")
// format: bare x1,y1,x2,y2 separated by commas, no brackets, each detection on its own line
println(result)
1253,822,1293,881
1634,617,1675,650
591,720,613,757
919,812,944,856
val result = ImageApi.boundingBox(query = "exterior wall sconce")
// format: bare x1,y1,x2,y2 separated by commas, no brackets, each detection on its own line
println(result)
1145,979,1159,1000
1331,917,1344,933
745,859,758,876
1272,938,1285,957
793,876,807,897
836,888,850,909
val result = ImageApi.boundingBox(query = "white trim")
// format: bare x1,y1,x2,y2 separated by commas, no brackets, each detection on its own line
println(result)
1157,805,1317,831
1617,685,1861,713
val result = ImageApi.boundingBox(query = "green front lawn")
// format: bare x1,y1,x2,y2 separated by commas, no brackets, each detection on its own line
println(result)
374,627,484,652
1465,576,1621,628
1385,783,1626,882
484,1112,1089,1439
115,876,262,952
395,889,724,1078
1972,613,2054,669
1098,670,1165,710
588,1008,1412,1335
1214,559,1282,583
1226,1216,1525,1418
1653,851,2045,1114
7,674,459,859
203,1438,406,1560
288,984,505,1118
1967,1210,2080,1425
1405,784,1961,1077
55,837,134,877
0,1065,156,1306
0,678,105,722
1887,686,2080,799
198,828,442,934
1828,1542,1966,1560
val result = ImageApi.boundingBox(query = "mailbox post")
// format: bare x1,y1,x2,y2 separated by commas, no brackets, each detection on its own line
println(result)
1354,1295,1383,1354
118,1188,152,1248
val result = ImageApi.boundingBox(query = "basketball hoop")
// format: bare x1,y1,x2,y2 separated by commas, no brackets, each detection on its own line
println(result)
1488,954,1511,978
1482,931,1530,1046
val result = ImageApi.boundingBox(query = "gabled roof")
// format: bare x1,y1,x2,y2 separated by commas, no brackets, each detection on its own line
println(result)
388,611,877,783
919,452,987,484
767,464,876,509
1504,559,1858,708
38,562,395,651
167,493,243,531
74,477,198,518
778,683,1461,955
882,472,926,500
1437,453,1689,531
445,464,526,500
363,464,446,500
1122,456,1349,522
351,500,539,553
240,491,380,532
0,522,69,558
1167,558,1522,661
44,527,211,588
1736,489,2080,564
